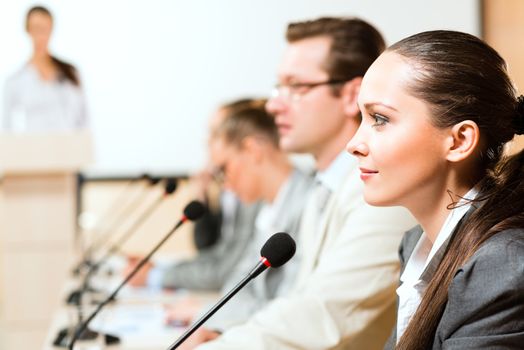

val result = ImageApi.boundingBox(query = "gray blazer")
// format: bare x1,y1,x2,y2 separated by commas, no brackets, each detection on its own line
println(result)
385,221,524,349
161,200,261,290
204,169,314,331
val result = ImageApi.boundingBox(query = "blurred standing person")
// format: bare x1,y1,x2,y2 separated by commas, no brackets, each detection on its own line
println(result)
2,5,88,132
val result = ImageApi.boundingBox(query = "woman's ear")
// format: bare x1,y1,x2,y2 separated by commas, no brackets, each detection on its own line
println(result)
445,120,480,163
341,77,362,118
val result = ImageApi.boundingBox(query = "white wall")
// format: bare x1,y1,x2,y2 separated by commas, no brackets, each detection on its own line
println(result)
0,0,480,177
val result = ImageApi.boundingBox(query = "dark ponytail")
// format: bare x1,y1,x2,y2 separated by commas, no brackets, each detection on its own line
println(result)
50,56,80,86
388,30,524,350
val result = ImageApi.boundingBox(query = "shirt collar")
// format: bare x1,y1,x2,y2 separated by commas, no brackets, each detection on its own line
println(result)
401,186,479,284
254,170,294,233
315,152,356,193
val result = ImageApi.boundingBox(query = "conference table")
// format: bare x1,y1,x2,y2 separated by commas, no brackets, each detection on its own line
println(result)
43,258,218,350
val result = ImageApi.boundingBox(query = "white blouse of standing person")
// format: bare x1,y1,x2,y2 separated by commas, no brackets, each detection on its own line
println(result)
2,6,88,132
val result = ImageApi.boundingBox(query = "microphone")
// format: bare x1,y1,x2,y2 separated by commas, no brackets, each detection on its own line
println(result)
146,174,163,186
66,178,178,305
166,232,296,350
73,174,162,275
65,200,207,350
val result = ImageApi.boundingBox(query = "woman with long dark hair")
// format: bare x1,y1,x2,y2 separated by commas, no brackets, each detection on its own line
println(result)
3,6,87,131
347,30,524,349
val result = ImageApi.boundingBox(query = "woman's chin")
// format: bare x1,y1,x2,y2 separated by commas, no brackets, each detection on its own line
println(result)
363,192,393,207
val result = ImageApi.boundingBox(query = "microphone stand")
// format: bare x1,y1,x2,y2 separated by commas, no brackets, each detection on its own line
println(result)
72,179,156,275
164,232,295,350
68,216,190,350
166,259,269,350
52,290,119,348
66,195,166,305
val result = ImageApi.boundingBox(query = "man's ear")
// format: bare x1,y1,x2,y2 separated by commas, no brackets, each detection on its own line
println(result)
341,77,362,117
445,120,480,163
241,136,264,162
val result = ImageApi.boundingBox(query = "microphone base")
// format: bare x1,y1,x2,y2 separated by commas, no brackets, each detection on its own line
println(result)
71,259,94,276
65,288,111,306
52,326,120,347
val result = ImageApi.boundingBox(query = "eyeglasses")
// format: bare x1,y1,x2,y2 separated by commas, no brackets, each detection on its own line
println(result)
212,163,227,184
271,79,347,102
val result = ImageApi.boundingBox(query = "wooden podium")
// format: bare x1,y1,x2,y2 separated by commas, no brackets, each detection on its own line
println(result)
0,131,93,350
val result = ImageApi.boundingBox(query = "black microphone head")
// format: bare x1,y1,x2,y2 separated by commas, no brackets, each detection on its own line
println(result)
260,232,296,268
149,176,162,185
164,178,178,195
183,201,207,221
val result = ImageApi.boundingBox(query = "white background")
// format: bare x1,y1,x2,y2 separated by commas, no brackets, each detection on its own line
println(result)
0,0,480,177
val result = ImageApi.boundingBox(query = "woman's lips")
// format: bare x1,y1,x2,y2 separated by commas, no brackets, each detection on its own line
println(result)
359,167,378,181
277,122,292,135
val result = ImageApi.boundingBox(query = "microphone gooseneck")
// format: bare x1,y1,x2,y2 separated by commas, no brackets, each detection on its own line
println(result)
66,178,179,305
72,175,164,274
67,200,206,350
166,232,296,350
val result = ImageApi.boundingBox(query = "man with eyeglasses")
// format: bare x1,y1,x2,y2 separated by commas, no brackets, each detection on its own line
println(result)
191,17,416,350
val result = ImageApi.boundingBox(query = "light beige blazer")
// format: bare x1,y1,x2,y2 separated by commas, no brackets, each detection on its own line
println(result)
197,162,416,350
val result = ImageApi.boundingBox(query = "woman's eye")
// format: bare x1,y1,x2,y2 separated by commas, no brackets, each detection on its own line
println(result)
372,113,389,127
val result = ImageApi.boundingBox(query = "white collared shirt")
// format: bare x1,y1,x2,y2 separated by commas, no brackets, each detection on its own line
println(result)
219,190,240,241
3,64,88,132
254,171,293,244
312,152,356,225
396,187,478,342
316,151,356,194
